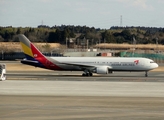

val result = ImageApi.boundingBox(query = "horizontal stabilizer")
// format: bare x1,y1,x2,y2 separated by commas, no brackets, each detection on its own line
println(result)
21,59,40,67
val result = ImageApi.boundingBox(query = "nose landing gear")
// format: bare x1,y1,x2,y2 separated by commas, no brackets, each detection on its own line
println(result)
145,71,148,77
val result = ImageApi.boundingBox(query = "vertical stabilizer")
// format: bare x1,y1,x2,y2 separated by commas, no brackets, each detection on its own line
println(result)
18,34,61,70
18,34,45,61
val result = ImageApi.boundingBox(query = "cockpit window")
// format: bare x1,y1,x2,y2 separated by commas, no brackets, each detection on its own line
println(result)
150,61,155,63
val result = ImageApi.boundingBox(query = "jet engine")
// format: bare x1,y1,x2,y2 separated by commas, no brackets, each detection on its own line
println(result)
96,66,109,74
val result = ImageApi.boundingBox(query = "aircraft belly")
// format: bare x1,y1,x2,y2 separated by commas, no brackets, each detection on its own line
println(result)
57,64,81,71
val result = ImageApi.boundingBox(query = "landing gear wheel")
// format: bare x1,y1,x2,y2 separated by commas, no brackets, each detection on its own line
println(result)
82,73,86,76
86,72,90,76
82,72,93,77
89,73,93,76
82,73,89,76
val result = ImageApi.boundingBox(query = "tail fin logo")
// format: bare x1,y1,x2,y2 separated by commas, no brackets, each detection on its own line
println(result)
34,54,38,58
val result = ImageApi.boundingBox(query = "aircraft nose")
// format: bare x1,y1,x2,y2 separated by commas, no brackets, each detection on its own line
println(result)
154,63,159,68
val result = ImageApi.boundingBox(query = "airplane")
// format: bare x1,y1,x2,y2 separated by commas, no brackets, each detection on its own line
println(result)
18,34,158,77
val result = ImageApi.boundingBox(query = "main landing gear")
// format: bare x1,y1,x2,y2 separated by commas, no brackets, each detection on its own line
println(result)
82,71,93,76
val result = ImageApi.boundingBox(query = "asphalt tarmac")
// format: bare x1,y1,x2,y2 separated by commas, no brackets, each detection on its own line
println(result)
0,71,164,120
1,57,164,120
6,70,164,82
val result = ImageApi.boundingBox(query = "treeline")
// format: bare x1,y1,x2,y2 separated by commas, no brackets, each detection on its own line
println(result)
1,25,164,45
111,26,164,33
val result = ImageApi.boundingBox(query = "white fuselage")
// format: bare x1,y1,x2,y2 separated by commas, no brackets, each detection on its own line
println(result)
49,57,158,71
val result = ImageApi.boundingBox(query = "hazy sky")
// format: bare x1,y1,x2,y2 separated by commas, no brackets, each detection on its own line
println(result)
1,0,164,29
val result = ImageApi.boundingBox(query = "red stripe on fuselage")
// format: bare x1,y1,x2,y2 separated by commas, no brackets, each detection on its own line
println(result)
30,43,62,70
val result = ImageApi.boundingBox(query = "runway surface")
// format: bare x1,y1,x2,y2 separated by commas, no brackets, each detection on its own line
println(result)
6,70,164,82
1,71,164,120
1,79,164,97
0,31,163,118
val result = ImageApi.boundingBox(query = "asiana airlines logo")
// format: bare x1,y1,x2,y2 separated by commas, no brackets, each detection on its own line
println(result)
134,60,139,65
34,54,38,57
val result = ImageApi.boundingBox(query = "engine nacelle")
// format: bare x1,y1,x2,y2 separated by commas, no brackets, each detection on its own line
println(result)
96,66,109,74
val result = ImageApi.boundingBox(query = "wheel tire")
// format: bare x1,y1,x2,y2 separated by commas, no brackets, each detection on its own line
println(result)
86,73,90,77
82,73,86,76
89,73,93,76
